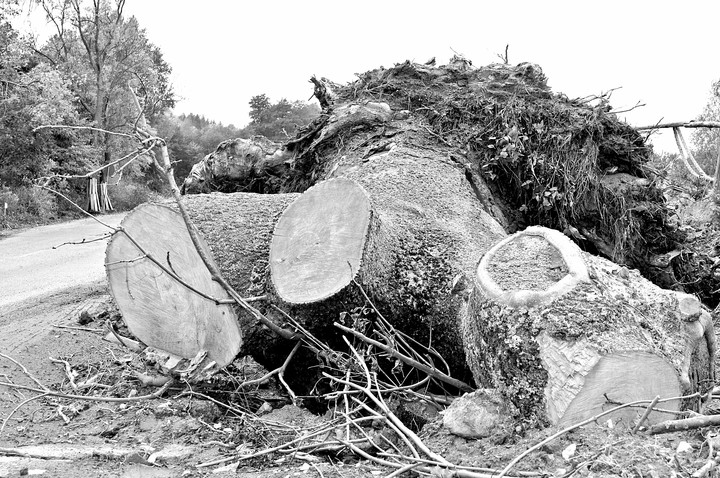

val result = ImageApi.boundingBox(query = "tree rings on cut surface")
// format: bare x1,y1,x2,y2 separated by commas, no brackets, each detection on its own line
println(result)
105,203,241,368
270,178,372,304
556,350,680,427
475,226,590,308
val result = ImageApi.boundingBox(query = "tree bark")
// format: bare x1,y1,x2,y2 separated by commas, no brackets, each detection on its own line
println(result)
462,226,715,427
177,100,509,379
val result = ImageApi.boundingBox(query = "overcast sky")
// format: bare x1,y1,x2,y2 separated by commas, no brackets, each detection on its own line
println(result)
18,1,720,152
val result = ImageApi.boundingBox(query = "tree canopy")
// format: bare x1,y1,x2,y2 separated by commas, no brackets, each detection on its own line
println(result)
0,8,86,187
0,2,319,219
246,93,319,142
37,0,175,167
691,79,720,174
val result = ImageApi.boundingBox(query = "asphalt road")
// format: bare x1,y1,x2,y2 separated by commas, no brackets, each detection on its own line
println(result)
0,213,126,309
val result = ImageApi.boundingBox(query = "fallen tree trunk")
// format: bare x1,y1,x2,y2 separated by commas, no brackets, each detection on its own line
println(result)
114,147,507,383
462,226,715,427
106,59,717,413
266,144,507,378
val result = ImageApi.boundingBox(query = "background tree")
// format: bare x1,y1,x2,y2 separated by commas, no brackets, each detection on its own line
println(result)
246,94,319,142
0,6,90,220
691,79,720,175
36,0,175,211
154,112,247,183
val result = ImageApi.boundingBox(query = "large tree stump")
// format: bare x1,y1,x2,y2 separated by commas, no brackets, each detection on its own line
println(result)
462,226,715,427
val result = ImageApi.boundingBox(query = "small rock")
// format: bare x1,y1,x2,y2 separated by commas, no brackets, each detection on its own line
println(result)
561,443,576,461
676,441,693,454
187,400,221,421
442,389,515,439
78,310,93,325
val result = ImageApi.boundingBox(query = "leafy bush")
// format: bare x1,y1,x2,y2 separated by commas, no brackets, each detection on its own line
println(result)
54,181,87,217
15,186,57,219
0,186,19,213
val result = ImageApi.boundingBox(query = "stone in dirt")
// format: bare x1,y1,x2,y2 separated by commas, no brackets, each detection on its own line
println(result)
442,389,516,439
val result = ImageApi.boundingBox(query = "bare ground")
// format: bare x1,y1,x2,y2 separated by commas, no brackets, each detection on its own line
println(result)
4,286,720,477
0,285,379,477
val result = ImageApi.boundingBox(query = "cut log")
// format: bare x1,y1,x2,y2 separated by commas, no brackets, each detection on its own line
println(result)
267,146,507,378
462,226,714,427
105,203,241,368
270,178,373,304
180,192,300,298
105,192,299,368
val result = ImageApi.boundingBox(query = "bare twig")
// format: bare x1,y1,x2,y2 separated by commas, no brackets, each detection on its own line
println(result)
650,413,720,435
239,340,301,391
378,453,544,477
179,390,246,417
49,357,78,390
195,420,363,468
610,101,645,114
53,233,114,249
33,124,135,139
632,395,661,434
52,324,104,333
334,322,473,392
337,337,450,465
498,392,701,477
0,378,173,403
0,392,51,437
385,461,420,478
635,121,720,130
106,320,144,353
0,353,47,390
36,185,115,229
422,125,452,146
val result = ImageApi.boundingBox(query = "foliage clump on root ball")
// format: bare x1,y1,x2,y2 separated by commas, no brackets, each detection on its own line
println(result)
339,57,680,283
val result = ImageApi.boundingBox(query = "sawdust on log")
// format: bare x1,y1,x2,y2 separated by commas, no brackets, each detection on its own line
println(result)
486,235,569,291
